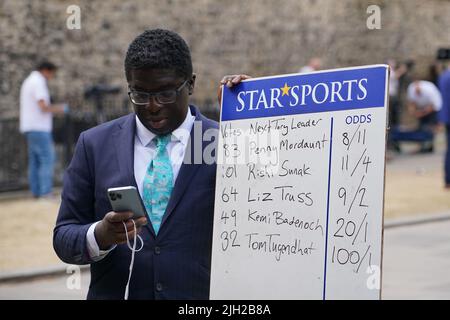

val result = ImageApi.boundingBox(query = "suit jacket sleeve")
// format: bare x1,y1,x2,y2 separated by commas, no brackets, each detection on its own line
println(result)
53,132,97,265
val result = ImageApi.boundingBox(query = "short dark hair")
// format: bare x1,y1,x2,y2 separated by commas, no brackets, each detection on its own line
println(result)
124,29,193,80
36,61,57,71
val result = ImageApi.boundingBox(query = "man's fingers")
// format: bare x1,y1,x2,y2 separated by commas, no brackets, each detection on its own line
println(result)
111,217,148,233
220,78,229,85
232,74,249,84
116,230,138,244
219,76,233,88
220,74,251,88
115,228,143,243
135,216,148,227
218,74,252,104
111,220,134,233
106,211,134,223
220,75,235,84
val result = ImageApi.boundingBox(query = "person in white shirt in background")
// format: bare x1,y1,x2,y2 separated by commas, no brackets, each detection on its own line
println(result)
299,57,322,73
406,78,443,152
19,61,67,198
407,79,442,125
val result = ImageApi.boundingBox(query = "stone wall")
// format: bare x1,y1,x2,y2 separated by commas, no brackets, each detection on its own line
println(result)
1,0,449,117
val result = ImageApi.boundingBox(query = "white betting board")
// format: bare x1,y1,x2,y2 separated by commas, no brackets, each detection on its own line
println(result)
210,65,389,300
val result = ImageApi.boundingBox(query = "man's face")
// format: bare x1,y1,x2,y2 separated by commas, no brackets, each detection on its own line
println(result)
414,81,422,96
127,68,195,135
41,69,55,80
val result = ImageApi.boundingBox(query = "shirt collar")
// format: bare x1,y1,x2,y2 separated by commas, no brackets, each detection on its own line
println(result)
135,107,195,148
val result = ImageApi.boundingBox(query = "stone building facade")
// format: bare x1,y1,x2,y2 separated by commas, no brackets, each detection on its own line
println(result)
1,0,449,118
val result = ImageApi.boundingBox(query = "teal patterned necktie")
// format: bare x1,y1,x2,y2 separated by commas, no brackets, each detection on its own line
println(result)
142,134,173,235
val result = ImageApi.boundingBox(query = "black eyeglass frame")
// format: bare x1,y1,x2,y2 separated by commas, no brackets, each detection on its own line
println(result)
128,79,189,106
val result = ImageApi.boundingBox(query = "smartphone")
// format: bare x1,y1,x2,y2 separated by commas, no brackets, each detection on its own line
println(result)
107,186,147,218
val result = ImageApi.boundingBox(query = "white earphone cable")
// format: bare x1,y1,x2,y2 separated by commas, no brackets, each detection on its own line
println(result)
122,219,144,300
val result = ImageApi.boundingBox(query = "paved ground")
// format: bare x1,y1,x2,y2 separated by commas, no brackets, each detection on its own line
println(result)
0,270,90,300
1,218,449,300
382,219,450,300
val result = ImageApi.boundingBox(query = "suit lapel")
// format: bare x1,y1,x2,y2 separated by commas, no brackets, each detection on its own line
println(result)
160,107,208,229
112,114,138,188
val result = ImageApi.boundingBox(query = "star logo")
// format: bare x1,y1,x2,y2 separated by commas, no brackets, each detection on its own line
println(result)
281,83,291,96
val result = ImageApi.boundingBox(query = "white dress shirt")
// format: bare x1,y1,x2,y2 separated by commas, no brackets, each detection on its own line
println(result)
86,109,195,260
19,71,52,133
407,80,443,112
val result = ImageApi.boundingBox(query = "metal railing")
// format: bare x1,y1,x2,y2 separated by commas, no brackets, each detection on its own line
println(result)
0,95,219,192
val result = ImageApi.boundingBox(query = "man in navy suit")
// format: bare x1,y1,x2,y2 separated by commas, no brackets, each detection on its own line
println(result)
53,29,251,299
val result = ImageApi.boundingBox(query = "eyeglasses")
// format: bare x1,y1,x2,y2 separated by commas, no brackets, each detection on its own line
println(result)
128,80,189,106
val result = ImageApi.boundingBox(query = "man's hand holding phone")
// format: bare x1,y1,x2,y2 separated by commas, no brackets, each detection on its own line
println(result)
94,211,147,250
